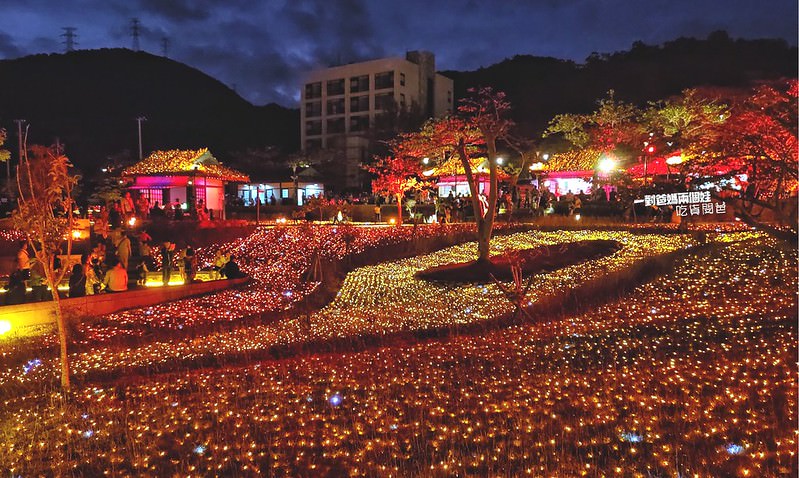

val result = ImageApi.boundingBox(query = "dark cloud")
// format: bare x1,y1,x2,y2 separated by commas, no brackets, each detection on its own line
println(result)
137,0,212,21
0,32,23,58
0,0,794,105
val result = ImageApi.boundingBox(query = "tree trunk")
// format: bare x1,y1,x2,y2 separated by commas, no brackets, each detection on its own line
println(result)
396,194,403,225
479,137,500,262
51,287,70,391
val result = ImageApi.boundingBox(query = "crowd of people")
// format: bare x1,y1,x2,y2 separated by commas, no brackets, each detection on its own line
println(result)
92,192,213,238
3,222,244,306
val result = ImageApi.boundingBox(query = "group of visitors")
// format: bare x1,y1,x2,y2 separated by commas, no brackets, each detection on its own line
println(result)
92,193,213,236
3,229,245,305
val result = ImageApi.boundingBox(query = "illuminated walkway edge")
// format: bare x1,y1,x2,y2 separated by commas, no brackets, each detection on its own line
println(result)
1,276,249,336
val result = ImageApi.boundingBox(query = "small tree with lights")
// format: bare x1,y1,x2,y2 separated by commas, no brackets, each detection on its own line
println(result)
11,143,78,391
364,155,423,225
394,87,513,262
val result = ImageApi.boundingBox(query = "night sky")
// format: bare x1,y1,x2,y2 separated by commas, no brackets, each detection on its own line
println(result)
1,0,796,106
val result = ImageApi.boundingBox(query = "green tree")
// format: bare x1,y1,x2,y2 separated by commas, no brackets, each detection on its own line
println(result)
0,129,12,194
544,90,645,155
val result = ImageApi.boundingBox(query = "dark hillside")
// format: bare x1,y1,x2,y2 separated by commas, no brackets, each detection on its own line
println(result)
443,33,797,135
0,49,298,171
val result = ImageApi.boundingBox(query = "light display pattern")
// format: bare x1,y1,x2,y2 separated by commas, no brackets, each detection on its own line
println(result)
0,234,793,476
1,229,693,386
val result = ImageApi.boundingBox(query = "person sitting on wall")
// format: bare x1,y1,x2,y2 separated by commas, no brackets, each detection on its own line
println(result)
212,249,228,280
4,270,27,305
68,262,87,298
221,254,245,279
102,257,128,293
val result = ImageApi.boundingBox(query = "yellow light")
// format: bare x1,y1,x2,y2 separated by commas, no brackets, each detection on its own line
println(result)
389,218,396,225
529,162,544,171
128,217,137,227
0,320,10,335
597,157,616,173
71,230,83,239
422,169,435,177
665,154,683,165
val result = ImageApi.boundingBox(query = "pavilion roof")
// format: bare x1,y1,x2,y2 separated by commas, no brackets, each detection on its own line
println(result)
425,156,509,179
544,149,604,172
122,148,250,182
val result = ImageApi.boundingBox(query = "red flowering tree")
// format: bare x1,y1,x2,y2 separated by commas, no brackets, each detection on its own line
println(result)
394,87,512,262
365,155,423,225
685,80,798,237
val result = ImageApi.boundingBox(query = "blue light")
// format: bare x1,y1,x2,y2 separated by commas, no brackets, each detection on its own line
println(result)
282,290,293,298
82,430,94,438
328,393,343,407
23,359,42,374
726,443,744,455
621,432,643,443
194,445,207,455
389,424,398,430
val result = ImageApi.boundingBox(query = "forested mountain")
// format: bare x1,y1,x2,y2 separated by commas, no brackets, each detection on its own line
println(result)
443,32,797,135
0,49,299,175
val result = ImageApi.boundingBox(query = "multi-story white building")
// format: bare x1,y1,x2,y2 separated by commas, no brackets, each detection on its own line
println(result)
300,51,454,190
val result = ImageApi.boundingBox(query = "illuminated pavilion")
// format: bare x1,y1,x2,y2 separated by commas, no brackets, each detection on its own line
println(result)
122,148,249,220
425,156,509,197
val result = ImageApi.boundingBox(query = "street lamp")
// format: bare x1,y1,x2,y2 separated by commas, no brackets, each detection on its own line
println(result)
597,157,617,173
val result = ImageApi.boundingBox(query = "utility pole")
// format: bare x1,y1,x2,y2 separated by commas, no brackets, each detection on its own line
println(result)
135,116,147,160
61,27,78,52
161,37,169,58
11,119,25,194
131,18,141,51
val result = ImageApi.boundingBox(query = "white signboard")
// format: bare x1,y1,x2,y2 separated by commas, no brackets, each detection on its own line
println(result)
643,192,726,217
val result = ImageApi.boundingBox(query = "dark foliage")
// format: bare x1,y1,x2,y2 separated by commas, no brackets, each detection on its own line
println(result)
442,33,797,138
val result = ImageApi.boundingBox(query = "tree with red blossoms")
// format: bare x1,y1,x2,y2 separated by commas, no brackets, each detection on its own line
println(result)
364,154,423,225
685,80,798,238
393,87,512,262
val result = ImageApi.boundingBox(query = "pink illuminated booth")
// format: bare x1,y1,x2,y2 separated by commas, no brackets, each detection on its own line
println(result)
122,148,249,220
537,149,605,197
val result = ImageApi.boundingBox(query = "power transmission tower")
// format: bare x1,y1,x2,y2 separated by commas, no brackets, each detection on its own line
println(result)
161,37,169,57
61,27,78,52
131,18,141,51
